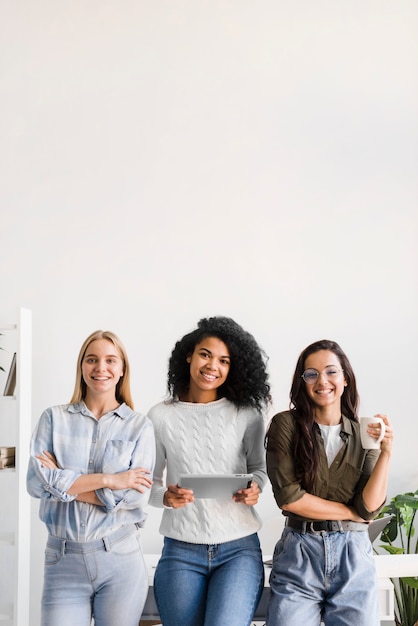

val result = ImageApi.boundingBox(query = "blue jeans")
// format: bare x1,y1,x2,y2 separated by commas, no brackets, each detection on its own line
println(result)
154,534,264,626
41,524,148,626
266,527,380,626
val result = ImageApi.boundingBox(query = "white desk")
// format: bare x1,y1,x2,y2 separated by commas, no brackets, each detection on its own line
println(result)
141,554,408,622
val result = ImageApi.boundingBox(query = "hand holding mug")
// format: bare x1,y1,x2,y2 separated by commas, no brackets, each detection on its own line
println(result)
359,415,387,450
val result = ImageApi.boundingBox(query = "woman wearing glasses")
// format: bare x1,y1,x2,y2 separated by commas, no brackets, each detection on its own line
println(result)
265,339,393,626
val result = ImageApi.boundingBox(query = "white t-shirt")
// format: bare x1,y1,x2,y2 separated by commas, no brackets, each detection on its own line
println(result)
318,423,343,466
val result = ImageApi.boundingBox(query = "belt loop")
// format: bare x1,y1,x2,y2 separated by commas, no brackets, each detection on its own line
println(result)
103,536,111,551
61,539,66,556
308,522,322,535
336,521,343,532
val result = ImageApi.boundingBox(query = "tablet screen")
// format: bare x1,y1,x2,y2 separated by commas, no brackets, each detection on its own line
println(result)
178,473,253,499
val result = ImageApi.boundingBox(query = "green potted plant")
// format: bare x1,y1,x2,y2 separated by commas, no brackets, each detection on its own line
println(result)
375,490,418,626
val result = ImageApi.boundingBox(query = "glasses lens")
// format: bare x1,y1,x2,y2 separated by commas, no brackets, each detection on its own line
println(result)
324,366,340,378
302,369,318,384
302,367,342,383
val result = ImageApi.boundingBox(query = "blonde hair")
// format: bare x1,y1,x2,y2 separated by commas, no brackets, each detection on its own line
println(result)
70,330,134,409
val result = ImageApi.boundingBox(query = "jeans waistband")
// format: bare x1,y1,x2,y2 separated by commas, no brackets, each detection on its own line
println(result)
286,517,369,534
47,523,140,554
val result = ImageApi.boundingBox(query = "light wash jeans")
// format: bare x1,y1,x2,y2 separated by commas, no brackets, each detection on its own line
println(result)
266,526,380,626
154,533,264,626
41,524,148,626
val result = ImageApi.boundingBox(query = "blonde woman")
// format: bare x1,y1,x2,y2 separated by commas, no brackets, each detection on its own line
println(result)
27,330,155,626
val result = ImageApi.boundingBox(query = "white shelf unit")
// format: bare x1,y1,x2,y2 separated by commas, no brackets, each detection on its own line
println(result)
0,308,31,626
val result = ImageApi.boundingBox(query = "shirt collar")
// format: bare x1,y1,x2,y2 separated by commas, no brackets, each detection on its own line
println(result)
340,414,355,436
68,401,130,419
314,414,355,436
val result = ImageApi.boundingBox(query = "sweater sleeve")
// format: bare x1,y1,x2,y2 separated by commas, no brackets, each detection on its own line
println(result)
244,409,268,490
148,404,169,508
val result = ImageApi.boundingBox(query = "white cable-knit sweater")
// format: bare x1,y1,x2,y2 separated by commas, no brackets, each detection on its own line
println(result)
148,397,267,544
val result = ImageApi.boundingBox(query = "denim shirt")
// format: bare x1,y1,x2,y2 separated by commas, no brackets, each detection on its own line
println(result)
266,410,384,521
27,402,155,541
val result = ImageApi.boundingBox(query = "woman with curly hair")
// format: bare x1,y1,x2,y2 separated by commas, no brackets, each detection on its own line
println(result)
148,316,271,626
265,339,394,626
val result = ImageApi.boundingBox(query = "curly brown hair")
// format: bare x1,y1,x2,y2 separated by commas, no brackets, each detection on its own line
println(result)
167,316,271,411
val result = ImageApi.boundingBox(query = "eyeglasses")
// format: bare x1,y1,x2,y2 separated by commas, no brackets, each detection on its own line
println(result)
301,366,344,384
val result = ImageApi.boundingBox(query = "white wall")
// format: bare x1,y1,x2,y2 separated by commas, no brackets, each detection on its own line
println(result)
1,2,417,624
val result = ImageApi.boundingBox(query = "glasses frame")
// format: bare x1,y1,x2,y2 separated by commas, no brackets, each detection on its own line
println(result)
301,367,344,385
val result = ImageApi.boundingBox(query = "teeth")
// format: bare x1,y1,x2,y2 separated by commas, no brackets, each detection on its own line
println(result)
201,372,216,381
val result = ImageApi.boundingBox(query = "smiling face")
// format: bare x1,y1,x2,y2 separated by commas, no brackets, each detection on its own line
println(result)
186,336,231,403
81,338,124,400
303,349,347,420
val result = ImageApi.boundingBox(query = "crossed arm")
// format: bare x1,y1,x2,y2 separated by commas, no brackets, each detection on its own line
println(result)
37,450,153,506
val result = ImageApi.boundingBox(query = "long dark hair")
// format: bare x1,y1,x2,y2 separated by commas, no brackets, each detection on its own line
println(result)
290,339,359,492
167,316,271,411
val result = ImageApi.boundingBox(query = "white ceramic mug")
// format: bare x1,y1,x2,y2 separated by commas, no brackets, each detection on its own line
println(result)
360,416,386,449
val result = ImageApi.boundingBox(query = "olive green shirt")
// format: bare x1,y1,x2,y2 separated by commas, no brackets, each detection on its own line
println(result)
266,410,384,521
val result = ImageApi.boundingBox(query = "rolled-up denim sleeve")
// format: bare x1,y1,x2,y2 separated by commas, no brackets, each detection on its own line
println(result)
26,409,79,502
266,412,307,508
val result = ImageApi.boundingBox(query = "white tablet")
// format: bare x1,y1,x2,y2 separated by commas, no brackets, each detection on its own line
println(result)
368,515,394,543
178,473,253,499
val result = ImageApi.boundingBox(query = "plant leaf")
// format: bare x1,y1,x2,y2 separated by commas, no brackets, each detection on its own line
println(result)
380,544,404,555
381,515,400,543
401,576,418,590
